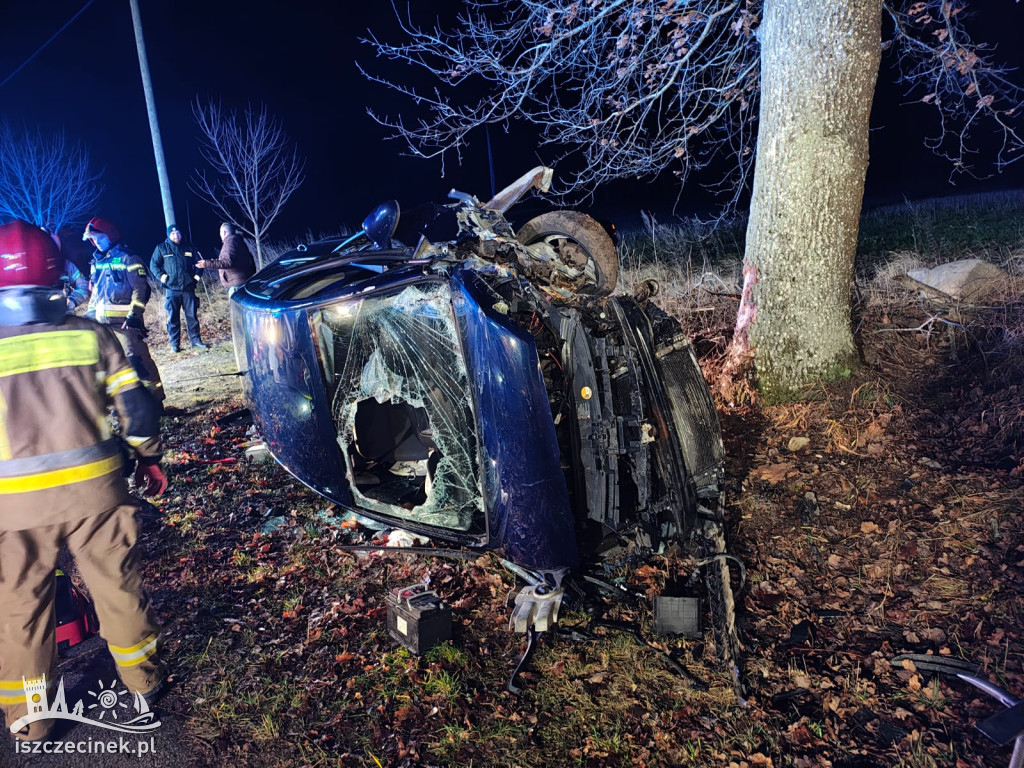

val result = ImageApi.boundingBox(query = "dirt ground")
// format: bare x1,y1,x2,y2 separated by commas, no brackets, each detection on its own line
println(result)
145,288,244,411
52,278,1024,767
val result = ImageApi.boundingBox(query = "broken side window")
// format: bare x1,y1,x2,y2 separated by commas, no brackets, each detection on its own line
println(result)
312,282,483,531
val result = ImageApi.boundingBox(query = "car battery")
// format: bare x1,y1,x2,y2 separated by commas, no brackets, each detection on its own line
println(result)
386,583,452,655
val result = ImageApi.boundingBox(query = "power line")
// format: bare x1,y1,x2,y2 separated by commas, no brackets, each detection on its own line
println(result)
0,1,95,90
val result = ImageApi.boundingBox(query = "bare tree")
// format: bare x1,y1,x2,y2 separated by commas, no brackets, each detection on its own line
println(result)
738,0,879,400
363,0,1023,398
0,122,103,230
190,100,306,266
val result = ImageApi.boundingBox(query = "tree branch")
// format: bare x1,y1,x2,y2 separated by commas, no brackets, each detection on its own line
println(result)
190,100,306,264
0,122,103,229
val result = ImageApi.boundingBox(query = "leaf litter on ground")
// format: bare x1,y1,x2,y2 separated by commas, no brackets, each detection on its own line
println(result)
131,285,1024,767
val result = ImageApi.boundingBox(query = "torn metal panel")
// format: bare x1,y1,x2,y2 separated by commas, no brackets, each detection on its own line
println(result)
236,301,351,503
451,270,579,571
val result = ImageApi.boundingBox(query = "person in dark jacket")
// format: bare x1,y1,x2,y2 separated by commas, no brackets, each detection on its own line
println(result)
150,224,207,352
195,222,256,298
83,217,165,404
0,220,168,742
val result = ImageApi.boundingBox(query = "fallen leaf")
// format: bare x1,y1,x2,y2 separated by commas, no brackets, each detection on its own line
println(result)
861,521,880,534
788,437,810,452
755,461,796,484
790,670,812,689
784,723,815,746
921,627,947,644
865,421,886,441
987,627,1006,645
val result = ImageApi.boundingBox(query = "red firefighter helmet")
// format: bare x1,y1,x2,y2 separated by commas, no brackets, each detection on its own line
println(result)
0,220,62,289
82,216,120,245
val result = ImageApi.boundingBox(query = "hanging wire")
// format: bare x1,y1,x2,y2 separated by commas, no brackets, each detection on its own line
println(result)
0,1,95,89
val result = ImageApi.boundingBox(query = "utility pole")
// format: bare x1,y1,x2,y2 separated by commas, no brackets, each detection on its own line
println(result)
128,0,175,228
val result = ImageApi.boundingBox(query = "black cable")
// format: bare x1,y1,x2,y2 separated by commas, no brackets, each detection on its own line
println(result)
590,618,707,690
684,553,747,593
579,574,644,603
0,1,95,89
507,627,538,695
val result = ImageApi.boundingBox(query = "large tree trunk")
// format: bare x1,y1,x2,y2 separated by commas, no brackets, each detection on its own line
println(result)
738,0,882,401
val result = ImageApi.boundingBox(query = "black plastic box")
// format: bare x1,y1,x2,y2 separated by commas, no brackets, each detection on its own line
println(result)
386,584,452,655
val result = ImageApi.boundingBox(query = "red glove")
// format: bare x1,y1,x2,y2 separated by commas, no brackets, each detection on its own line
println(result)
134,463,168,496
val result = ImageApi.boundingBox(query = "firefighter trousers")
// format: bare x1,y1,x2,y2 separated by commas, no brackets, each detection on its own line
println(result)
0,505,162,740
110,324,165,403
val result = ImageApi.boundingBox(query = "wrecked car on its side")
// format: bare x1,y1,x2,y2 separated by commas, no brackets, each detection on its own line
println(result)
231,167,726,581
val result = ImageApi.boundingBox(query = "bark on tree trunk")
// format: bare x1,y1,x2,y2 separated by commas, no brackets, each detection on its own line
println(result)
738,0,882,402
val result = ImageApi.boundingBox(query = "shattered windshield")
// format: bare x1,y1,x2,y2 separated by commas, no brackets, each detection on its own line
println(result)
312,282,482,531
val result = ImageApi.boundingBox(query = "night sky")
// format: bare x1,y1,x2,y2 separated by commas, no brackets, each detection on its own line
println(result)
2,0,1023,259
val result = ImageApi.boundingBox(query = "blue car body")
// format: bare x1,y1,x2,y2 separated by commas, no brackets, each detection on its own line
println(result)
233,215,724,575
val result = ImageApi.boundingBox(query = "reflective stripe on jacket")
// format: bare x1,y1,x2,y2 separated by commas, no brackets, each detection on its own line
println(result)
86,244,150,324
64,261,90,310
0,316,162,530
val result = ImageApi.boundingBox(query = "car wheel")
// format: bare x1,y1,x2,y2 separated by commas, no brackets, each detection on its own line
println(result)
516,211,619,296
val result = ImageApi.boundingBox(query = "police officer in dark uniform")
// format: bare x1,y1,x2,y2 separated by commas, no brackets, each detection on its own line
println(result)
150,224,207,352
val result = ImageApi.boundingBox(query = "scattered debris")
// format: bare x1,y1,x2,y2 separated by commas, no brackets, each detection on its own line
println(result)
386,529,431,548
653,595,702,638
243,442,272,463
787,436,810,452
385,583,452,654
510,584,563,634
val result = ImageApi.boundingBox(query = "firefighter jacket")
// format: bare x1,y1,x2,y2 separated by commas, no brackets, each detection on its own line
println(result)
0,314,163,530
64,260,90,310
151,238,201,292
85,243,150,325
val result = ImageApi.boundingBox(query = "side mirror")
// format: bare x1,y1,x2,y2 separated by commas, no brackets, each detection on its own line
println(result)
362,200,400,250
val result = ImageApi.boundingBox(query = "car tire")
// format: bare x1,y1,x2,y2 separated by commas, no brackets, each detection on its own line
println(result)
516,211,619,296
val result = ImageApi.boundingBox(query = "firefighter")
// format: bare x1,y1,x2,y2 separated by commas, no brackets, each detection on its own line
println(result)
0,220,169,742
82,217,165,404
63,259,90,311
42,227,90,311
